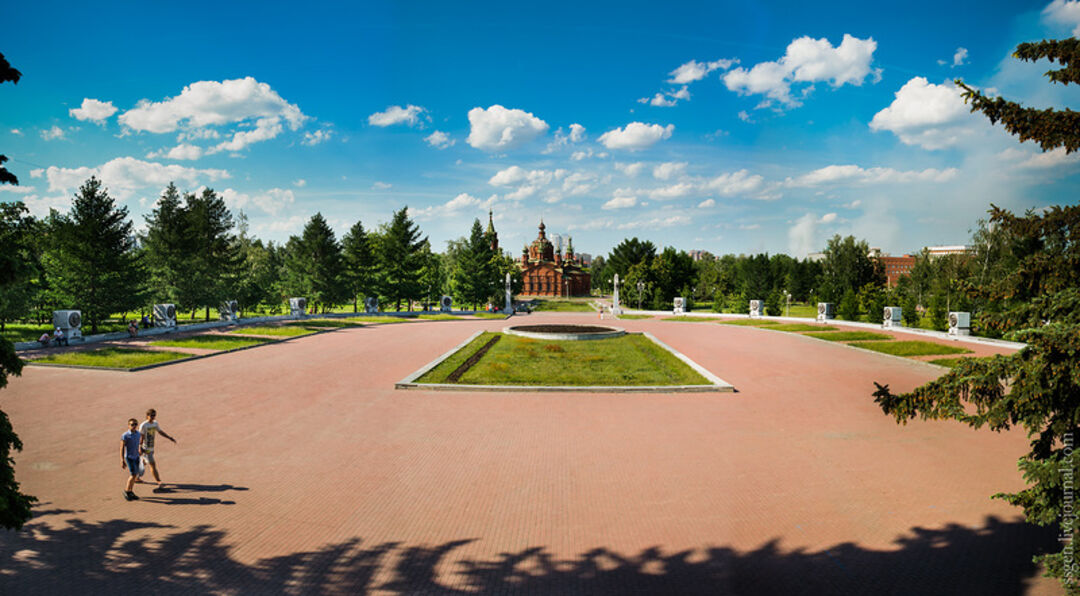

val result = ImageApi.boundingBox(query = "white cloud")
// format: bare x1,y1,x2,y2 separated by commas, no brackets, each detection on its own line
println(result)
568,123,586,142
488,165,554,187
598,122,674,151
648,182,695,199
302,128,333,146
41,126,66,141
698,198,715,208
69,98,118,124
703,169,765,196
29,169,43,178
10,128,23,136
119,77,306,135
256,215,306,235
570,148,607,161
788,213,819,258
178,128,220,141
843,199,862,209
368,105,427,127
1044,0,1080,35
999,147,1080,169
786,164,959,187
723,34,879,108
543,124,586,153
372,181,392,189
410,192,497,219
617,214,690,230
952,47,969,67
738,110,753,122
42,157,229,200
869,77,977,149
20,194,72,217
739,223,760,230
466,105,549,151
615,162,647,177
562,172,597,196
210,117,284,153
603,193,638,210
640,93,677,107
819,212,838,223
294,179,307,187
424,130,455,149
148,143,204,161
220,187,295,215
653,161,687,180
668,59,737,84
0,185,33,194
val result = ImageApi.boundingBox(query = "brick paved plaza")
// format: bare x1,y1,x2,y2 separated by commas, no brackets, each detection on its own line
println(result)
0,314,1060,594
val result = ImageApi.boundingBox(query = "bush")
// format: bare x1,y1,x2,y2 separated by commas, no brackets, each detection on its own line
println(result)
928,294,948,331
902,295,920,327
765,290,783,316
838,288,859,320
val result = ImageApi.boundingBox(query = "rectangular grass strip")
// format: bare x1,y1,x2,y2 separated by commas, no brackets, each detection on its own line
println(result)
471,312,510,319
663,316,721,322
149,335,270,350
228,325,317,337
717,319,780,326
530,300,595,312
418,314,462,320
616,314,653,320
769,323,837,332
32,347,190,368
852,340,972,357
417,332,496,383
446,334,501,382
803,331,893,341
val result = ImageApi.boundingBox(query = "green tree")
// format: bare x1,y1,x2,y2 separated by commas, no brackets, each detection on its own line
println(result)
819,235,882,303
451,219,497,310
341,220,377,312
181,188,239,320
765,289,783,316
901,293,920,327
878,40,1080,593
44,177,144,333
418,242,446,310
604,237,657,283
0,202,38,331
375,207,427,311
837,288,859,321
141,183,189,305
281,213,346,313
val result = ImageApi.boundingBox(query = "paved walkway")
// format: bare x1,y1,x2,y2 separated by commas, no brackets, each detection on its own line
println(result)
0,313,1058,594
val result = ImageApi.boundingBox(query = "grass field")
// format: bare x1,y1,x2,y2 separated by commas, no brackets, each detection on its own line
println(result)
472,312,510,319
529,299,596,312
31,347,191,368
228,325,318,337
662,316,717,322
417,314,462,320
803,331,894,342
417,332,710,386
149,335,270,350
852,340,972,357
718,319,779,326
616,314,653,320
768,323,837,332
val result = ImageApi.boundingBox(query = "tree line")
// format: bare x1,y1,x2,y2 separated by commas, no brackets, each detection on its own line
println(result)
0,178,523,334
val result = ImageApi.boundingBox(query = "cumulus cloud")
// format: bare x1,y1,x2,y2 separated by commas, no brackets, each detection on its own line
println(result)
10,128,23,135
698,198,715,208
723,34,880,108
819,212,838,223
119,77,306,135
372,181,392,189
598,122,674,151
488,165,553,187
562,172,597,196
544,123,587,153
788,214,820,258
410,192,496,219
424,130,454,149
786,164,959,187
147,143,204,161
42,157,229,200
603,193,638,210
648,182,695,199
653,162,687,180
999,147,1080,169
615,162,647,177
220,187,295,215
616,214,690,230
210,117,284,153
952,47,969,67
368,105,427,127
703,169,766,196
41,126,66,141
303,128,333,145
1044,0,1080,35
69,98,118,124
466,105,549,151
869,77,978,149
668,59,737,84
294,179,307,187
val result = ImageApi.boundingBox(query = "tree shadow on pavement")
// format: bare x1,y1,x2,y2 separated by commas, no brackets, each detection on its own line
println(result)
0,511,1057,595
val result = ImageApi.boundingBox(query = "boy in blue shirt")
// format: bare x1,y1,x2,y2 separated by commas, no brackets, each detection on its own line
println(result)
121,418,140,501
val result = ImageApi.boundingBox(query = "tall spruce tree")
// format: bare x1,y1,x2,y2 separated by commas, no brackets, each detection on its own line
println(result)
452,219,497,310
142,182,188,305
45,177,144,333
182,188,239,320
375,207,427,311
282,213,346,313
875,39,1080,593
341,220,376,312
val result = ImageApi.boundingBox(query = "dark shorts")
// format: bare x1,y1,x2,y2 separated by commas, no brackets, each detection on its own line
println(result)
126,457,139,475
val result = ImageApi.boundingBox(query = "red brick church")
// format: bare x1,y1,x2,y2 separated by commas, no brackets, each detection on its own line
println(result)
518,220,591,297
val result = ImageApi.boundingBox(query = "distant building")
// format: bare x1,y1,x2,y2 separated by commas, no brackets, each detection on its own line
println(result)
806,252,826,262
518,221,591,297
879,255,916,288
688,249,714,262
925,245,972,258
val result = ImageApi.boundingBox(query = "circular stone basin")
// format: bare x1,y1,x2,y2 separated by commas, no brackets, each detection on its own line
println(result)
503,324,626,341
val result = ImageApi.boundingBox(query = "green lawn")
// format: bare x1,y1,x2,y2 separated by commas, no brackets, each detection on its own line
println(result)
228,325,318,337
803,331,894,342
616,314,653,320
472,312,510,319
417,313,462,320
662,316,717,322
418,332,710,386
149,335,270,350
32,347,191,368
768,323,837,332
852,340,972,357
529,299,596,312
291,318,367,327
717,319,779,326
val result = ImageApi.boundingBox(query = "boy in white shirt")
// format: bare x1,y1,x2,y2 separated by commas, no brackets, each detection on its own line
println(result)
138,408,177,491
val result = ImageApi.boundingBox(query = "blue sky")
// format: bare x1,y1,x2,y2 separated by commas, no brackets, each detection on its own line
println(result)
2,1,1079,259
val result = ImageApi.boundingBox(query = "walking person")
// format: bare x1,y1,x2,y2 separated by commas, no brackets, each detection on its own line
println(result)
121,418,141,501
138,408,177,491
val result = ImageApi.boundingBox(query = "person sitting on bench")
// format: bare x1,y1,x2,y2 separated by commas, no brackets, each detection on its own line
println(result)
38,332,51,347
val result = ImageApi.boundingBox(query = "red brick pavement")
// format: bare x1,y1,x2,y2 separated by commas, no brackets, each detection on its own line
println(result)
0,314,1060,594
